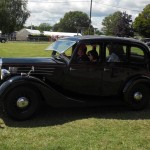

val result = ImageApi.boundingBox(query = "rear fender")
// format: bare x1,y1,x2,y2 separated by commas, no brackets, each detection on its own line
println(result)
123,76,150,94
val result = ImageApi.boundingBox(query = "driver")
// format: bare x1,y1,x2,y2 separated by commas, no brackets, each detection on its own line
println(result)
77,44,89,62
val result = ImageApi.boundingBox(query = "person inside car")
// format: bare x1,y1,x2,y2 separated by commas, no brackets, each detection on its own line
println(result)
77,44,89,62
87,50,99,62
107,44,120,62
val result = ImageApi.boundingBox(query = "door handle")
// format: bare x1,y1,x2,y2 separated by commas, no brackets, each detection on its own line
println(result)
70,67,76,71
104,68,110,71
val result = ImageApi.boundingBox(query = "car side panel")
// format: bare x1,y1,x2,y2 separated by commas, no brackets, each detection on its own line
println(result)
0,76,86,107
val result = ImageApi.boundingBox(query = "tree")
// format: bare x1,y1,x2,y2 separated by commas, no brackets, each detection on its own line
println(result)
53,11,92,33
0,0,30,34
102,11,134,37
37,23,52,32
133,4,150,37
26,25,38,30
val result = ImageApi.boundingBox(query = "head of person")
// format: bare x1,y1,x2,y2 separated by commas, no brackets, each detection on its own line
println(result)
77,44,87,57
107,44,113,54
88,50,98,62
92,44,96,51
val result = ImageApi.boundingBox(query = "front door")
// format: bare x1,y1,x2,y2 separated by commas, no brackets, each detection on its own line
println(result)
63,62,103,96
62,43,103,97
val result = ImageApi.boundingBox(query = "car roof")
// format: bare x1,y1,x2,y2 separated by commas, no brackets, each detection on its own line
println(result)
63,35,144,44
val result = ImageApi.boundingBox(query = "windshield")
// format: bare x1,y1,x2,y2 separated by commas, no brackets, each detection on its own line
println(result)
46,39,76,53
46,39,77,63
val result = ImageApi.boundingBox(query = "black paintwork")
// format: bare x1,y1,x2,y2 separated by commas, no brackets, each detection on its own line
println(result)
1,36,150,107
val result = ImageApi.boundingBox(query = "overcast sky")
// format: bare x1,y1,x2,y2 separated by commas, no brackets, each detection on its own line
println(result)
26,0,150,30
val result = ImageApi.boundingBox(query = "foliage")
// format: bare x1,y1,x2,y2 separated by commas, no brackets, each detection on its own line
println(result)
37,23,52,32
53,11,92,34
0,0,30,34
95,29,104,35
133,4,150,38
102,11,134,37
26,25,38,30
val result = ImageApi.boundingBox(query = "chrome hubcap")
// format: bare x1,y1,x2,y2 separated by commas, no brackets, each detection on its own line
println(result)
16,97,29,108
134,92,143,101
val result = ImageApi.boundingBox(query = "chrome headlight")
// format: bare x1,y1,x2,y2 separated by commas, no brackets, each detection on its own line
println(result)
1,69,10,80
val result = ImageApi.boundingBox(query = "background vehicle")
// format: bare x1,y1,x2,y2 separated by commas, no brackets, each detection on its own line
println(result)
146,42,150,48
141,38,150,43
0,37,7,43
0,36,150,120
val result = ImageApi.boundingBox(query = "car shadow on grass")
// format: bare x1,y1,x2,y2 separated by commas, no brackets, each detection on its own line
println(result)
1,103,150,128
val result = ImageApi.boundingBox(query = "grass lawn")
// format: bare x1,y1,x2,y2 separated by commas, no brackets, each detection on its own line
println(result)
0,42,150,150
0,41,51,57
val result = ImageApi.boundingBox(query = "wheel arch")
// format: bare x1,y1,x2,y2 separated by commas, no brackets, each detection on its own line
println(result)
0,76,50,102
122,76,150,94
0,75,73,107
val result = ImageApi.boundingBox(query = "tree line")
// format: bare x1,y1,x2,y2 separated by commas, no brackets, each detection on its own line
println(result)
0,0,150,38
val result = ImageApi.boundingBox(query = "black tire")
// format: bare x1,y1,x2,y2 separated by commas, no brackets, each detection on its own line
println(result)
124,83,150,110
4,86,40,120
1,39,6,43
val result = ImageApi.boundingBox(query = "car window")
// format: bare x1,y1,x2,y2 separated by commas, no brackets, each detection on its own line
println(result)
86,44,99,55
129,46,145,62
105,43,127,62
75,43,100,63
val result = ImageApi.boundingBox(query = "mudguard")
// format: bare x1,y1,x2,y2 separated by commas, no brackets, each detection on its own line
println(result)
122,75,150,94
0,76,85,107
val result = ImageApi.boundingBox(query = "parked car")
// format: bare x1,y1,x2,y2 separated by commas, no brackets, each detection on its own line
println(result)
146,42,150,48
0,36,150,120
0,37,7,43
141,38,150,43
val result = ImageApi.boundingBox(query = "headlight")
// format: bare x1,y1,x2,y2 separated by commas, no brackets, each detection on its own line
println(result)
1,69,10,80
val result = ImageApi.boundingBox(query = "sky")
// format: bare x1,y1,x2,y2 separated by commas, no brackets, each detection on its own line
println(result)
26,0,150,30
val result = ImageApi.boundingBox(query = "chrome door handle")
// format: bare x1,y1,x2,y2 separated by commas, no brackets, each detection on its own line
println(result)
104,68,110,71
70,67,76,71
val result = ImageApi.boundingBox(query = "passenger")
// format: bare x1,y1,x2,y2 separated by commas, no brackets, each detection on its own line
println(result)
88,50,99,62
107,44,120,62
77,44,89,62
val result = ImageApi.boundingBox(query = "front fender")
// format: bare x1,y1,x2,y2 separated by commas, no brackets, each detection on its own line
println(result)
0,75,49,98
0,75,84,107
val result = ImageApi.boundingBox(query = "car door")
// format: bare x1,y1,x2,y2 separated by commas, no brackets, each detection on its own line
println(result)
62,42,104,96
101,41,149,97
101,42,130,96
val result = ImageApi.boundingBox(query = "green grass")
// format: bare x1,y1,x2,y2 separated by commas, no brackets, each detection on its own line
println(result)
0,42,51,57
0,42,150,150
1,106,150,150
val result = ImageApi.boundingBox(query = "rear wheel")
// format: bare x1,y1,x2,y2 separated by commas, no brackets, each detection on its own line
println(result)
4,86,40,120
124,83,150,110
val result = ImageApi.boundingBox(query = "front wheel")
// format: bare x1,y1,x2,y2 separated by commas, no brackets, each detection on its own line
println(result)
1,39,6,43
124,83,150,110
4,86,41,120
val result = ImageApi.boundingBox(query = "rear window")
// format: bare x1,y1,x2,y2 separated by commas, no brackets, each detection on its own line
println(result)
130,46,145,63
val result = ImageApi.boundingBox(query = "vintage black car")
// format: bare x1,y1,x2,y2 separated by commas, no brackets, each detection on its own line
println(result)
0,36,150,120
0,37,7,43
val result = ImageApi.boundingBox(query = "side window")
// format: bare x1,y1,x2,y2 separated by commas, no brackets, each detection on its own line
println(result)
130,46,145,62
76,43,100,63
105,43,127,62
63,47,72,58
